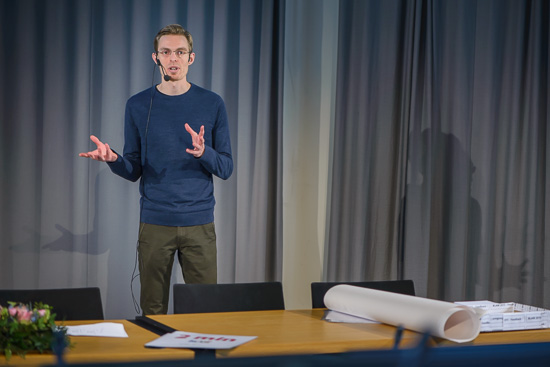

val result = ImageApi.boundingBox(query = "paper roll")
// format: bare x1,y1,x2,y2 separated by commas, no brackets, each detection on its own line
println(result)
324,285,480,343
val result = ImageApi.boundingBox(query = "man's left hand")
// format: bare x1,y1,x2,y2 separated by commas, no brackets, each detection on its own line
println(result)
185,123,205,158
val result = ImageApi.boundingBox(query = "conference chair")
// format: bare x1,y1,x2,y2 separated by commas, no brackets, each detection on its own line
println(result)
311,280,415,308
0,287,104,320
173,282,285,314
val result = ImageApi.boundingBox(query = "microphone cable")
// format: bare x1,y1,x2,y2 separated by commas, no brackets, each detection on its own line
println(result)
130,61,158,315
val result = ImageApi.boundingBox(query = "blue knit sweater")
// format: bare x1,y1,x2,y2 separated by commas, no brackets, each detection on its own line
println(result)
108,83,233,226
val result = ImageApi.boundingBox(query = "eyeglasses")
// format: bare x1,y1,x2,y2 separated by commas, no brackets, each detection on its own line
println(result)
157,49,190,58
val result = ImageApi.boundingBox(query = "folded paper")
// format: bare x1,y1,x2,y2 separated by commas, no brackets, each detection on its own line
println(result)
146,331,256,349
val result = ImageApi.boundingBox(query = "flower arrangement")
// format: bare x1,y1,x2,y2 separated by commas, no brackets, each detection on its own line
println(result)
0,302,68,360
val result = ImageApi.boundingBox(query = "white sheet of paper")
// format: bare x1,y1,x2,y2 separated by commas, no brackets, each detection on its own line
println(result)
65,322,129,338
323,310,379,324
145,331,257,349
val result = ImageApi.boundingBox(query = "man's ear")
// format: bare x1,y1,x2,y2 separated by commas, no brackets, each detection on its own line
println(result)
188,52,196,65
152,52,160,65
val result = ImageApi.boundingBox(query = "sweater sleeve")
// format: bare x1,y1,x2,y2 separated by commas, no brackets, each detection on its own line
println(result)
198,97,233,180
107,100,143,182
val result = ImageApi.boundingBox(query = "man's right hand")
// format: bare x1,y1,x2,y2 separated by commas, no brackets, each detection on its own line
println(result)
79,135,118,162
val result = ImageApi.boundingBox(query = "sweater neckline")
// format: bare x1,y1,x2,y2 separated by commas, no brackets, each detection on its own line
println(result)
155,83,193,97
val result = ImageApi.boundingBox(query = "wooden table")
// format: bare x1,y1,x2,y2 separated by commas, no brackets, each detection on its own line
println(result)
147,309,550,357
3,310,550,365
0,319,193,366
147,309,421,357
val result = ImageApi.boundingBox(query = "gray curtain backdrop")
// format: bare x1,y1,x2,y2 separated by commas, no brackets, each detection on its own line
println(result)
328,0,550,308
1,0,549,318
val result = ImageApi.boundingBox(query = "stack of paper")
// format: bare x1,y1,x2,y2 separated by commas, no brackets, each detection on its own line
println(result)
455,301,550,332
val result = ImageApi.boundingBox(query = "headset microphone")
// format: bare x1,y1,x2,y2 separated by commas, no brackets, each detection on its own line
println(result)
155,57,171,81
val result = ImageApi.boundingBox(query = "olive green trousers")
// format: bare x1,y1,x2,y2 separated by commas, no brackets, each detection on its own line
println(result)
138,222,217,315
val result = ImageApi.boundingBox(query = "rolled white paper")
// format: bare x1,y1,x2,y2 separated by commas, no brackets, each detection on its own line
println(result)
324,285,480,343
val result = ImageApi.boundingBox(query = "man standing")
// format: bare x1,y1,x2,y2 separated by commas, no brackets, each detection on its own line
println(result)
79,24,233,315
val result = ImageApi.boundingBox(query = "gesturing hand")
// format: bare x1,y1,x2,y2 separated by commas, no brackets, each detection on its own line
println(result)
185,123,205,158
78,135,118,162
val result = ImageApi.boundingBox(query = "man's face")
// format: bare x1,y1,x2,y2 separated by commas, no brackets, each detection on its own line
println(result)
153,34,195,82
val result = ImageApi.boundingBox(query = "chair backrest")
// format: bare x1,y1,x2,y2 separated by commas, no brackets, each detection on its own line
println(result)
311,280,415,308
0,287,104,320
173,282,285,314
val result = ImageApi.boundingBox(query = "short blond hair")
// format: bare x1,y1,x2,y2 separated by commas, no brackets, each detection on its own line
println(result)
154,24,193,53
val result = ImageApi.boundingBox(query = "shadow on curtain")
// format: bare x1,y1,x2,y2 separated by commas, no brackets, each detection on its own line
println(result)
327,0,549,308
